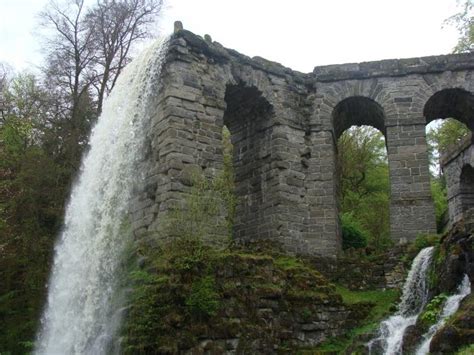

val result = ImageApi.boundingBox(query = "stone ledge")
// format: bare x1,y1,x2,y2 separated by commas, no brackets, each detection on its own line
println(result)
312,52,474,82
440,132,473,168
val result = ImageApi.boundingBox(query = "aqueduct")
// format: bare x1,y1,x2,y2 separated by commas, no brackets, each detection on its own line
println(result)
131,26,474,257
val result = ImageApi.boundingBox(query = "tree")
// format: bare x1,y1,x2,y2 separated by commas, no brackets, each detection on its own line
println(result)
0,71,68,353
85,0,163,114
39,0,163,171
0,2,163,351
337,126,391,251
426,118,470,175
445,0,474,53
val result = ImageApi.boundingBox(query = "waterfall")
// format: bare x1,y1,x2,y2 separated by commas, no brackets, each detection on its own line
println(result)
34,38,169,355
368,246,434,355
415,274,471,355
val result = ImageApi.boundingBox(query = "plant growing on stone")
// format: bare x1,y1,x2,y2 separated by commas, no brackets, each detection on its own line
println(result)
163,170,236,244
185,275,220,319
419,293,449,328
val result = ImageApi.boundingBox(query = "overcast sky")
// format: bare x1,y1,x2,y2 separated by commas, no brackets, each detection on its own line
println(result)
0,0,463,73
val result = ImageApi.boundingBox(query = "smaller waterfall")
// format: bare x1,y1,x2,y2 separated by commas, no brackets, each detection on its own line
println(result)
416,274,472,355
368,247,434,354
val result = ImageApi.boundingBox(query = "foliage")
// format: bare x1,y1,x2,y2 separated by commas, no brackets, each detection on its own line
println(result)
185,276,220,318
338,126,391,251
163,170,235,243
162,236,211,272
0,2,163,352
455,344,474,354
340,213,368,250
313,286,399,353
221,126,237,235
431,177,448,231
406,234,440,261
427,118,470,175
0,81,69,352
445,0,474,53
420,293,449,328
335,286,399,323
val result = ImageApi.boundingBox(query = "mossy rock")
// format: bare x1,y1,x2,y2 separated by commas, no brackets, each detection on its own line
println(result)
429,294,474,354
121,237,374,353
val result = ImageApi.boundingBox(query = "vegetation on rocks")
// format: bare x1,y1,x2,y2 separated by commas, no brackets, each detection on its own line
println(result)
122,237,374,354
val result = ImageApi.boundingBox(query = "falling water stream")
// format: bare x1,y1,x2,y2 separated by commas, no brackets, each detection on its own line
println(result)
368,246,472,355
368,247,434,354
35,38,169,355
415,274,471,355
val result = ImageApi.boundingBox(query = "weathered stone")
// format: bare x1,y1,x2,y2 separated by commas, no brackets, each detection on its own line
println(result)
131,27,474,257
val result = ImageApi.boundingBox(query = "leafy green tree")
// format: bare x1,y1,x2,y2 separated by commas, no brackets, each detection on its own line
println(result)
337,126,391,251
0,73,68,352
445,0,474,53
340,213,368,250
431,176,448,231
427,118,470,173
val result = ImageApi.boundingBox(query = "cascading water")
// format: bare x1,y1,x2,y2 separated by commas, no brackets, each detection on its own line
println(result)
415,274,472,355
368,247,434,354
35,38,169,355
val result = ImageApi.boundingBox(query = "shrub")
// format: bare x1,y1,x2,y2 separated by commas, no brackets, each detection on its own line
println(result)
185,276,220,318
340,213,368,250
420,293,448,328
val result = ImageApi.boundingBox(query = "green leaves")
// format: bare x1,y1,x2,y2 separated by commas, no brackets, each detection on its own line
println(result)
185,276,220,318
420,293,449,327
340,213,368,250
445,0,474,53
338,126,391,251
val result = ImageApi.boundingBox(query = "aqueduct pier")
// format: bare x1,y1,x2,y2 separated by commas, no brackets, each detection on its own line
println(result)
131,26,474,257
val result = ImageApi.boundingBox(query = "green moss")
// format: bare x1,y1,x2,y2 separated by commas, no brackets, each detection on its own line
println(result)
456,344,474,355
273,255,305,270
311,286,400,353
122,237,348,353
185,276,220,318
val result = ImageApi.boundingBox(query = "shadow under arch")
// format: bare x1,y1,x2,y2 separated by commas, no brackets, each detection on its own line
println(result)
332,96,386,140
424,88,474,130
222,82,274,241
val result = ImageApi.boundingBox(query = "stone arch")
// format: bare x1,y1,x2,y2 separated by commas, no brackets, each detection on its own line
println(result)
332,96,386,139
424,88,474,130
222,82,275,241
331,96,389,245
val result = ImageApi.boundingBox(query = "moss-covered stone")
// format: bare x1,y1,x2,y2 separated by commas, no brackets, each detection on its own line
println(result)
121,238,375,354
429,294,474,354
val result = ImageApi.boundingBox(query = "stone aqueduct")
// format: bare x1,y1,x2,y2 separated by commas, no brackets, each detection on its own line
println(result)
131,26,474,257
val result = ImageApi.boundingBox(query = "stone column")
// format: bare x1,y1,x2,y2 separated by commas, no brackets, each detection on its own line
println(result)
130,36,230,245
386,123,436,243
303,129,341,256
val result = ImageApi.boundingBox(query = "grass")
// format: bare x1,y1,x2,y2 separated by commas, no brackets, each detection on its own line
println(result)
310,285,400,354
335,286,399,320
456,344,474,354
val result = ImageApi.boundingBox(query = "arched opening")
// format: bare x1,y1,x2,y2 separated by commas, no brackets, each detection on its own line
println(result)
222,83,273,240
424,88,474,129
332,97,390,251
460,165,474,216
424,88,474,231
333,96,386,140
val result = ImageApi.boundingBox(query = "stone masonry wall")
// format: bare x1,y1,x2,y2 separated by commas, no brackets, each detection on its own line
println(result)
441,133,474,228
131,27,474,257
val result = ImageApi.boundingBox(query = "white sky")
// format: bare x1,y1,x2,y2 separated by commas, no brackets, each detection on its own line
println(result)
0,0,463,73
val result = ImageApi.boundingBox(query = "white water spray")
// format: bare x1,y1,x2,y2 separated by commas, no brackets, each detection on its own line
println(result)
416,274,471,355
368,247,434,354
35,38,169,355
